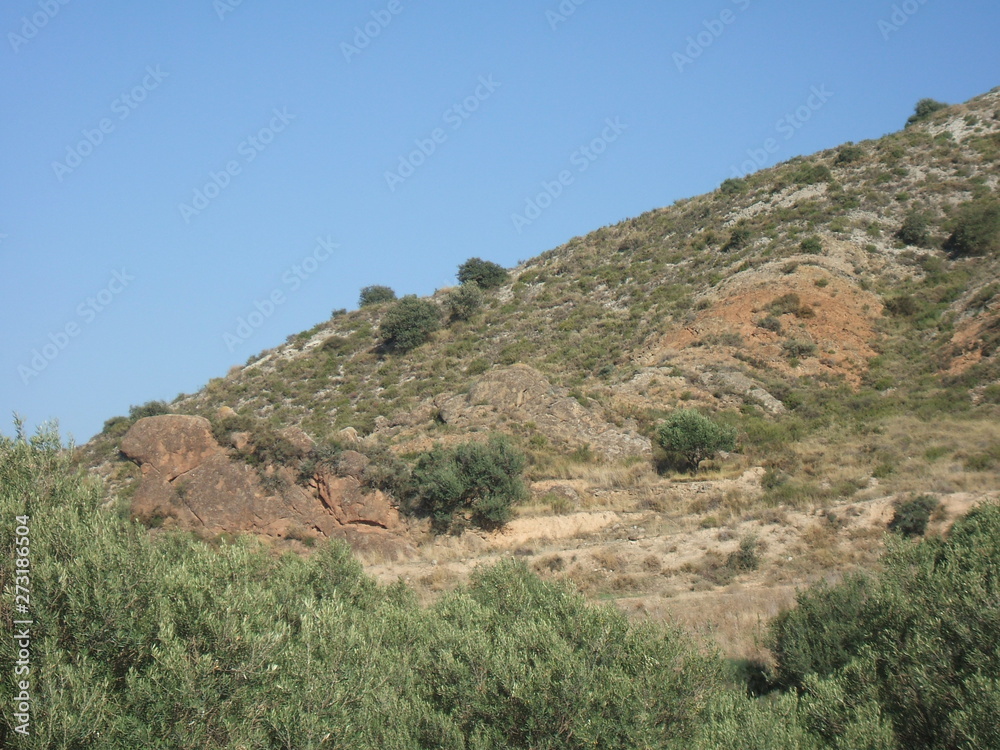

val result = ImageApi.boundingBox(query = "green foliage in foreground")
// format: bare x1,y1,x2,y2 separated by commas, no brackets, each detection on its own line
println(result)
3,426,1000,748
656,409,737,473
770,502,1000,749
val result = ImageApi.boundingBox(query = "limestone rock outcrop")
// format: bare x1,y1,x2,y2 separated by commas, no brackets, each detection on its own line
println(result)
431,364,651,460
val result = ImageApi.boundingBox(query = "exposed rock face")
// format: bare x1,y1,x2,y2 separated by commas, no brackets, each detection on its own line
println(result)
120,415,222,482
700,371,786,415
121,416,412,559
430,364,651,460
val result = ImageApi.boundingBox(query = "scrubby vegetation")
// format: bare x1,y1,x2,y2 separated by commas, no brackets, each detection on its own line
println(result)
379,295,442,352
456,257,508,289
944,197,1000,258
445,283,484,321
358,284,397,307
656,410,737,473
7,427,1000,747
906,98,949,127
768,501,1000,748
412,435,527,530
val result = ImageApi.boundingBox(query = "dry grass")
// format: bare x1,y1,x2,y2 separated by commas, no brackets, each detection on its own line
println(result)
537,457,659,489
640,585,800,664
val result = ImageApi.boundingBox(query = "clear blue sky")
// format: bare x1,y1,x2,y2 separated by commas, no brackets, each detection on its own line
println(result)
2,0,998,443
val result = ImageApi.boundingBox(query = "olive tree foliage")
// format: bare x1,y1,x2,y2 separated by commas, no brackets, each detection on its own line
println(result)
768,503,1000,749
412,435,527,530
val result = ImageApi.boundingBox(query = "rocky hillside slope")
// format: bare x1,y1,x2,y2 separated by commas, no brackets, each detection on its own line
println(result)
81,88,1000,657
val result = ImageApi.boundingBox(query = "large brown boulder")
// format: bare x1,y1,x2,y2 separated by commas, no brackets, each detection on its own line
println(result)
120,415,222,481
120,416,413,559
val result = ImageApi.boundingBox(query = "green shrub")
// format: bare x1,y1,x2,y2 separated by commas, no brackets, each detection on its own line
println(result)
128,400,171,420
719,177,747,195
769,503,1000,748
944,198,1000,258
412,435,527,529
783,340,817,358
906,98,948,127
887,494,939,537
320,334,353,355
769,574,872,690
445,283,484,321
379,295,442,352
457,257,509,289
768,293,803,316
882,294,919,317
799,236,823,254
727,533,763,572
790,164,833,185
358,284,397,307
757,315,783,333
722,227,752,252
101,415,133,439
655,410,737,473
835,145,864,165
896,211,931,247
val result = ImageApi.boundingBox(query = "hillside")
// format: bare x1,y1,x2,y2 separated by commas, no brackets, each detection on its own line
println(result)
81,88,1000,660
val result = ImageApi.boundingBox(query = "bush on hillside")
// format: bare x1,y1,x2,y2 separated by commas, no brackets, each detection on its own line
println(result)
379,295,441,352
835,144,864,165
655,410,737,473
445,283,484,321
906,98,948,127
888,494,939,537
412,435,527,529
896,211,931,247
457,257,508,289
722,226,752,252
944,198,1000,258
718,177,747,195
799,236,823,254
128,400,171,420
358,285,397,307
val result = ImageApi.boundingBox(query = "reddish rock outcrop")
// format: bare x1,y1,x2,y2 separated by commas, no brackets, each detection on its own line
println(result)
120,415,222,482
120,416,413,560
